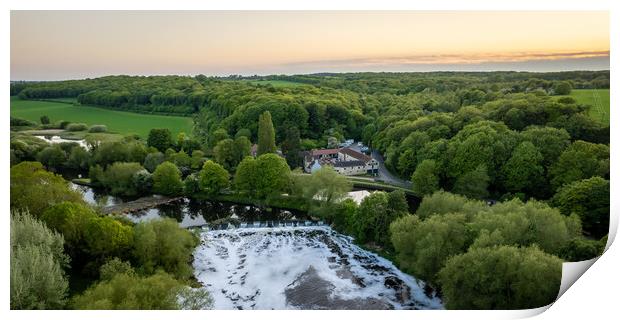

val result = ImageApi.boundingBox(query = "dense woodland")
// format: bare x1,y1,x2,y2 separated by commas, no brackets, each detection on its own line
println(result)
10,70,610,310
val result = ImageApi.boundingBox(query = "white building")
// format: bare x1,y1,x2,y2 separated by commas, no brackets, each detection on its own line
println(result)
303,147,378,176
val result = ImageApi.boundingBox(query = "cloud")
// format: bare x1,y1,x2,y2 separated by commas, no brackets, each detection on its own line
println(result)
285,50,610,69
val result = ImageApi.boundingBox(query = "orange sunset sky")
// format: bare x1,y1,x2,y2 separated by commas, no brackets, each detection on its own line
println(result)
11,11,609,80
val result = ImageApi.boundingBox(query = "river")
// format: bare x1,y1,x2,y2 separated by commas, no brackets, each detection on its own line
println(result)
74,185,443,310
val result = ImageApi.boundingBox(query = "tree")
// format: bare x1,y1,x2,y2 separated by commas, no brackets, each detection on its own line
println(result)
351,191,407,247
553,81,572,95
415,191,487,220
102,162,145,196
552,177,609,238
558,237,605,262
471,199,581,255
132,218,198,279
213,138,237,170
234,136,252,164
147,128,173,152
198,160,229,196
152,161,184,196
452,164,490,199
390,213,473,283
208,128,229,149
143,152,165,173
67,146,90,170
411,159,440,196
234,156,258,194
501,141,544,193
550,141,609,190
257,111,276,155
84,217,134,258
40,115,50,125
520,126,571,167
10,162,85,217
41,202,95,251
438,245,562,309
11,211,69,310
303,166,352,219
281,125,302,168
36,145,67,171
330,199,358,234
254,153,291,198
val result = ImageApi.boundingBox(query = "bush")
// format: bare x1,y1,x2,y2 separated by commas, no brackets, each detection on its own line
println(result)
10,117,36,127
89,125,108,133
66,123,88,131
58,120,71,129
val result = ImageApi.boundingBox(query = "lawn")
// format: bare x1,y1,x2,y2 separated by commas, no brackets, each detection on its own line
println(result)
10,97,194,138
560,89,610,126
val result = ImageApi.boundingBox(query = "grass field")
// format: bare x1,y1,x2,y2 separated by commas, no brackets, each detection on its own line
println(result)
10,97,194,138
560,89,610,126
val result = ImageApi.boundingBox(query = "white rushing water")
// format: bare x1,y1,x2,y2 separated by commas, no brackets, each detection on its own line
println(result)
193,226,443,310
34,135,89,149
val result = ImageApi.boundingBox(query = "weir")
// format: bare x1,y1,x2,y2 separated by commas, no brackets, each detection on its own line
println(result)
199,220,326,231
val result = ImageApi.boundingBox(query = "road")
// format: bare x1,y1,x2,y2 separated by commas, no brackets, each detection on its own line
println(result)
342,143,412,189
371,150,412,189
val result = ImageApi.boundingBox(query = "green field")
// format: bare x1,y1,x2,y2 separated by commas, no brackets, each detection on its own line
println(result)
560,89,610,126
10,97,194,138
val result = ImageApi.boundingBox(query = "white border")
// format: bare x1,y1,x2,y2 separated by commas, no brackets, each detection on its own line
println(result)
2,1,617,320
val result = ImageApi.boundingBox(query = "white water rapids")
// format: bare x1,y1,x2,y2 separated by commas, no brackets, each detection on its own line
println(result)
192,226,443,310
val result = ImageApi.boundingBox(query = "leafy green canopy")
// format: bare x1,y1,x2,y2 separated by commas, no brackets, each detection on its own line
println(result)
11,211,70,310
438,245,562,309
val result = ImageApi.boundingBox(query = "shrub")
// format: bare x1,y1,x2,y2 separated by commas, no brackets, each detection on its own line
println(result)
89,125,108,133
66,123,88,131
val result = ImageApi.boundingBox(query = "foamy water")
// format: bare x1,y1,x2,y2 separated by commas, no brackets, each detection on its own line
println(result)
192,226,443,310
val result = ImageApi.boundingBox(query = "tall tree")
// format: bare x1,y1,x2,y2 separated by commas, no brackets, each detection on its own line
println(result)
257,111,276,155
281,125,302,168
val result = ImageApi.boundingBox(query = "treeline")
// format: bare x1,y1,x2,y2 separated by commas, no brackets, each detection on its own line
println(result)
261,70,609,95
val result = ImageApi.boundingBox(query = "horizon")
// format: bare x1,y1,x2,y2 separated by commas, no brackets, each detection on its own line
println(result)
11,11,609,81
9,68,612,83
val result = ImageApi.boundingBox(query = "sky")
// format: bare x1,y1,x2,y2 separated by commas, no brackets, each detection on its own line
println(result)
10,11,610,80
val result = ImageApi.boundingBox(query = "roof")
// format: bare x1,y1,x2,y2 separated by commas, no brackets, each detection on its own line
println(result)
339,147,372,162
311,148,340,156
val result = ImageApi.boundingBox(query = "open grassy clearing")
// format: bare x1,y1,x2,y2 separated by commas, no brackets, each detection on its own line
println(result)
10,97,194,138
559,89,610,126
